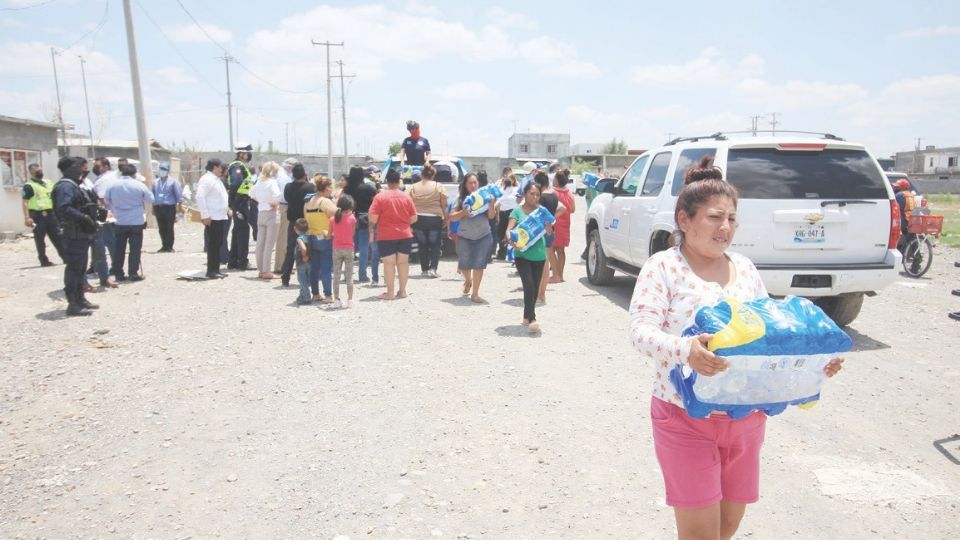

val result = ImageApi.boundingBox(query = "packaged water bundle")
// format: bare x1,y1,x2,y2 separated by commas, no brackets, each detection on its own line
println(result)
583,172,600,189
462,185,503,216
398,165,423,180
671,296,852,419
508,206,556,252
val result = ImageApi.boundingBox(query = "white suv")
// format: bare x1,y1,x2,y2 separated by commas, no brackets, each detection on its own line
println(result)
585,132,903,326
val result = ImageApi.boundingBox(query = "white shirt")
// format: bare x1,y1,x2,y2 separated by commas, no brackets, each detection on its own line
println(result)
497,182,519,211
250,176,281,211
195,171,229,220
277,167,293,204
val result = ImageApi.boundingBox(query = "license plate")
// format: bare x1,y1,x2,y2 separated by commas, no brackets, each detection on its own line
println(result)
794,223,825,243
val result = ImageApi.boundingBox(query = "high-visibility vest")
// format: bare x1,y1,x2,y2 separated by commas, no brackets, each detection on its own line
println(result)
229,160,254,196
27,179,54,211
903,192,917,219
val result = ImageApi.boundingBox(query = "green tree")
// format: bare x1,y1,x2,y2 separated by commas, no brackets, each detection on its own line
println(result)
388,141,402,156
602,138,628,154
570,157,598,176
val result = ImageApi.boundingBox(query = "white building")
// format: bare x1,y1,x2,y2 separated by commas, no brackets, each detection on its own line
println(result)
894,145,960,175
508,133,570,160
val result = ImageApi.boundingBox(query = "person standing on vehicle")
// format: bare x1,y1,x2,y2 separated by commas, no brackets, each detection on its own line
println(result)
105,163,154,282
399,120,431,167
495,169,518,260
630,156,843,539
410,163,447,277
196,159,230,279
151,161,183,253
52,156,100,316
280,164,315,287
22,162,65,267
344,165,380,285
227,143,256,270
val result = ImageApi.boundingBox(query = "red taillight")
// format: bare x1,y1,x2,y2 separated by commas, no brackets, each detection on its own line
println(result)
777,143,827,150
888,200,901,249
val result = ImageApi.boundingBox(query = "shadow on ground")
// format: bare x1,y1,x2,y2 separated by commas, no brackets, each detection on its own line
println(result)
494,325,540,338
845,327,890,352
576,276,635,311
35,309,66,321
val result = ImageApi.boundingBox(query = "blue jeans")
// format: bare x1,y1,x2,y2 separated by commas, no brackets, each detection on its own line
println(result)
295,258,311,303
412,215,443,272
309,236,333,297
355,222,379,282
93,222,116,281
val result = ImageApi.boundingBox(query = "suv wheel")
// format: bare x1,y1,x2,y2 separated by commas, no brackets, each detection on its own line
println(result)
587,229,615,285
815,293,864,327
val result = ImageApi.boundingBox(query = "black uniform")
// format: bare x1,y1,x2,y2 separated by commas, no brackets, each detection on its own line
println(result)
227,159,255,269
53,170,100,315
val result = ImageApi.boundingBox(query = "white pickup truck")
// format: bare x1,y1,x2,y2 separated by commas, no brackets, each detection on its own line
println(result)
585,133,903,326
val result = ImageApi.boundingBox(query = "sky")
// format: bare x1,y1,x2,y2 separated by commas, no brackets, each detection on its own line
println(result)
1,0,958,160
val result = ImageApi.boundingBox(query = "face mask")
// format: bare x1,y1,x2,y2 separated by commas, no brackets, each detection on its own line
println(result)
33,171,44,180
410,129,421,139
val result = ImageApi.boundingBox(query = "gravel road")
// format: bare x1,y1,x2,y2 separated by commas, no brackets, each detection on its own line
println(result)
1,207,958,539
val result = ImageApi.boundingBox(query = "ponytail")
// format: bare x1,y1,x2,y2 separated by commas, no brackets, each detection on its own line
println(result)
335,207,343,223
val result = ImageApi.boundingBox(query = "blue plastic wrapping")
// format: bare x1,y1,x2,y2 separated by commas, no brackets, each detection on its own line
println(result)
398,164,423,179
462,184,503,216
670,296,852,419
583,172,600,189
508,206,556,252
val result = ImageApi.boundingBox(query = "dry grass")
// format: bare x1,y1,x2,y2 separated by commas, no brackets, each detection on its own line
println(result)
927,194,960,247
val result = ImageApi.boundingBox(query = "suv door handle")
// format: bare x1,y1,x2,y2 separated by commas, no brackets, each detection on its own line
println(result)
645,206,657,214
621,207,631,214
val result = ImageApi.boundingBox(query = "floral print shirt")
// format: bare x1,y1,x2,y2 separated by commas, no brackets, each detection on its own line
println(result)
629,247,768,408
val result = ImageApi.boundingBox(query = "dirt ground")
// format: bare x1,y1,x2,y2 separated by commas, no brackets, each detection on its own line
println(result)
1,207,958,539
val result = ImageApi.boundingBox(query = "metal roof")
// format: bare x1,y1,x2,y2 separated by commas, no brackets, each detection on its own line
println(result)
0,114,61,130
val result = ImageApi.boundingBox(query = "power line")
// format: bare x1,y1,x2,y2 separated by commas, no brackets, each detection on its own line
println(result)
64,0,108,52
1,0,58,11
174,0,320,95
134,0,221,96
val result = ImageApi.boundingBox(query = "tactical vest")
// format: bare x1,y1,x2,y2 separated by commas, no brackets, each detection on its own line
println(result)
27,179,54,211
229,160,254,196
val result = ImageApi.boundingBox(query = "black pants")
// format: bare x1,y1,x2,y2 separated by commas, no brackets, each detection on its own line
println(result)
247,199,258,241
205,219,227,275
30,210,64,264
113,224,144,279
412,215,443,272
496,209,512,259
154,205,177,250
62,236,91,296
515,257,545,322
229,202,252,268
280,221,297,283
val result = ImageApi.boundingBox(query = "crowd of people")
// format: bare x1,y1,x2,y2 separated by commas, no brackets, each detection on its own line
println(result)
31,122,580,332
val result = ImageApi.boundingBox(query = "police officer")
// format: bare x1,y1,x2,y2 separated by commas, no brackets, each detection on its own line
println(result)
52,156,101,316
227,142,256,270
21,162,65,267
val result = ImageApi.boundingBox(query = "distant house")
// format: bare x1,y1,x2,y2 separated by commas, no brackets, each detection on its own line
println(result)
0,115,61,233
894,145,960,176
508,133,570,160
59,134,172,173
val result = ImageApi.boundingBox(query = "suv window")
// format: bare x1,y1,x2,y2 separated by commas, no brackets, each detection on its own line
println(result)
726,148,888,199
640,152,672,196
620,155,649,195
671,148,717,195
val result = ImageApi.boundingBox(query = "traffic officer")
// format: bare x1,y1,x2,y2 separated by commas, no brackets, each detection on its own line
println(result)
227,142,256,270
21,162,65,267
52,156,100,316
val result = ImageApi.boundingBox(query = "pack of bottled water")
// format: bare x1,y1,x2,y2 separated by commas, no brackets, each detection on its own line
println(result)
462,185,503,216
671,296,852,419
508,206,556,252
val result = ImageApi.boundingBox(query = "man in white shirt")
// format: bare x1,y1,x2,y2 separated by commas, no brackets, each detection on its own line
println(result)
274,157,298,273
195,158,229,279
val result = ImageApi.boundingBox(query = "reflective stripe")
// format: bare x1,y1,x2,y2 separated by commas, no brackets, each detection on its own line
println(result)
27,180,54,211
229,160,254,196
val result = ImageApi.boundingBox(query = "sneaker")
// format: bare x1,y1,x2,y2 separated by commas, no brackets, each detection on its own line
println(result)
528,321,541,334
371,280,380,287
952,289,960,297
428,270,440,278
333,299,343,309
421,270,430,277
950,312,960,321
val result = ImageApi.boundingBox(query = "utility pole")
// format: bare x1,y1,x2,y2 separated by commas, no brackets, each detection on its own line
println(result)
220,54,235,151
334,60,355,173
914,137,923,174
77,55,95,159
122,0,155,233
665,132,676,142
311,39,343,177
749,114,765,136
285,122,289,154
50,47,66,155
769,112,781,135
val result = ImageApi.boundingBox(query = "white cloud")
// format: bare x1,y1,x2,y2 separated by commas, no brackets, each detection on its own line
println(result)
844,75,960,128
433,81,493,101
898,25,960,38
151,66,196,85
736,78,868,109
487,6,537,29
519,36,601,77
170,22,233,44
629,48,763,86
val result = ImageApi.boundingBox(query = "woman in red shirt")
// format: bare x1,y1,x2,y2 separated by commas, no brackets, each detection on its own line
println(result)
552,168,576,283
369,168,418,300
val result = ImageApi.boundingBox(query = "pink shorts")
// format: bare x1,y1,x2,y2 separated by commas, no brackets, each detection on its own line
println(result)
650,397,766,508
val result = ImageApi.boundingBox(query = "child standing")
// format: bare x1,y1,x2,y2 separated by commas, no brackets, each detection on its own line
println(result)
293,218,312,305
331,194,357,308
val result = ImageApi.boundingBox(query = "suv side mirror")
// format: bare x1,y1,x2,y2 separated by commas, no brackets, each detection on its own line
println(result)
597,179,617,194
